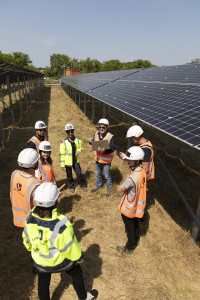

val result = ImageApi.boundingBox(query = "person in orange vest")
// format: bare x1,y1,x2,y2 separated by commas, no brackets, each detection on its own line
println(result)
36,141,56,184
27,121,47,153
88,118,115,197
10,148,41,228
117,146,146,254
120,125,155,181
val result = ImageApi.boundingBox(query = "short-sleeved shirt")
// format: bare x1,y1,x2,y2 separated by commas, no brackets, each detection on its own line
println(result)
142,147,151,162
123,177,136,202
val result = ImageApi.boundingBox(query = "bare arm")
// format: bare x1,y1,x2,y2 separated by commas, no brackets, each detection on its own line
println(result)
117,184,126,194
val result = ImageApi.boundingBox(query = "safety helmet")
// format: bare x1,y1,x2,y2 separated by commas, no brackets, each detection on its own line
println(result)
126,125,143,138
39,141,52,152
18,148,40,168
35,121,46,130
65,123,74,131
98,118,109,126
33,182,60,208
125,146,144,161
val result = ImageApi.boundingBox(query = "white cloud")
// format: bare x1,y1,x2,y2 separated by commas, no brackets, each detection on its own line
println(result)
43,37,56,47
29,34,56,47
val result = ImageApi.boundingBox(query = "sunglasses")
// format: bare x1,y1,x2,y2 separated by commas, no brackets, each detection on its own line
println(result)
99,126,106,129
37,129,46,132
66,130,74,133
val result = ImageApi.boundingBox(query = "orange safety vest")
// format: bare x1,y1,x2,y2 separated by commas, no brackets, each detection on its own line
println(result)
140,140,155,181
38,159,56,184
10,170,40,228
118,167,146,218
94,131,114,164
26,136,47,153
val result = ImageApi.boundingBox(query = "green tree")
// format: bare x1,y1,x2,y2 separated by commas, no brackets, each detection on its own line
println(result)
79,57,102,73
188,58,200,64
101,59,122,72
0,51,32,67
50,54,70,77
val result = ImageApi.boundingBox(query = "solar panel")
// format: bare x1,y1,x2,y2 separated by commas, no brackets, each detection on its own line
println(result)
61,69,141,92
61,64,200,150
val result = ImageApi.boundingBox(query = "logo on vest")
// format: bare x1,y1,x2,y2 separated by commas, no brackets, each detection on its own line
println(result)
16,183,22,191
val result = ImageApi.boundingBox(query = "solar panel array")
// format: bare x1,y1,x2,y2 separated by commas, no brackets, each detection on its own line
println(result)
61,64,200,150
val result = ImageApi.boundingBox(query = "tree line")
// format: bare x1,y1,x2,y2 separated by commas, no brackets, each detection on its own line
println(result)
1,50,199,78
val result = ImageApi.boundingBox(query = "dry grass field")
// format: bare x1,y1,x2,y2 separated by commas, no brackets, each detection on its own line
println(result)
1,86,200,300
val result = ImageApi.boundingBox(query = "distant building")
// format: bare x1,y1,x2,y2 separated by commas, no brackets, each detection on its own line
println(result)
40,69,45,73
65,69,80,76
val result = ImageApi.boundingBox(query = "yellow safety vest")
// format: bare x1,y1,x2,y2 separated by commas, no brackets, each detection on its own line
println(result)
22,208,83,273
60,137,83,167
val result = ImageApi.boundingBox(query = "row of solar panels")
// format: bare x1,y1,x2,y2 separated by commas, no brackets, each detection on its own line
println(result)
0,60,43,85
61,64,200,150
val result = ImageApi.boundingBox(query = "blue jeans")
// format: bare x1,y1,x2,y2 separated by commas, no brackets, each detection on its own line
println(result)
95,162,112,190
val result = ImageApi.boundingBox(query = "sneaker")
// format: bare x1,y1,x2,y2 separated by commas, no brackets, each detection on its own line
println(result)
116,245,134,254
90,187,100,193
86,292,96,300
81,186,87,192
69,188,75,193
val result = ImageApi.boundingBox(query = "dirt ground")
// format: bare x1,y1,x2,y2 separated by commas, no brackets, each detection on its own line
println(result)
1,86,200,300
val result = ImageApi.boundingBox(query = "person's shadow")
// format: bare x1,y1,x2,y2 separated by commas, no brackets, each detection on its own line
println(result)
51,244,102,300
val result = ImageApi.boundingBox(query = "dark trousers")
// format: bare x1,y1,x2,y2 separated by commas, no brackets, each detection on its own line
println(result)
65,161,86,189
38,264,87,300
121,214,140,250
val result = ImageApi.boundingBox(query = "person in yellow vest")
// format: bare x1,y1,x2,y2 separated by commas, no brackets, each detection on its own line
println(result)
22,182,97,300
36,141,56,184
120,125,155,181
117,146,146,254
60,123,87,193
27,120,47,153
88,118,115,197
10,148,41,228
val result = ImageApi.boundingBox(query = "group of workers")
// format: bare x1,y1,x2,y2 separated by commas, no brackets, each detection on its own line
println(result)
10,118,154,300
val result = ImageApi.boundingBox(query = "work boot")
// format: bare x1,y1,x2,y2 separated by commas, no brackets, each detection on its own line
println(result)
85,291,96,300
106,189,111,197
81,186,87,192
69,188,75,193
116,245,134,254
90,187,100,193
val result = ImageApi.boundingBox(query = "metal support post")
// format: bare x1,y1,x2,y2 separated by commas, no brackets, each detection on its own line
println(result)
28,77,32,103
79,93,81,107
103,103,106,118
0,89,5,110
23,76,28,109
6,76,15,125
84,94,86,114
0,112,5,144
17,76,23,114
192,196,200,242
92,98,95,122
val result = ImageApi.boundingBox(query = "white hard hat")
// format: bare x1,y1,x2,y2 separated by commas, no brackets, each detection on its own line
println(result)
65,123,74,131
33,182,60,208
35,121,46,129
126,125,143,138
98,118,109,126
18,148,40,168
125,146,144,161
39,141,52,152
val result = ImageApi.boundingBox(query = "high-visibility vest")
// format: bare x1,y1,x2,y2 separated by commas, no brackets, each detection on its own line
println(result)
27,136,47,153
94,131,114,164
118,166,146,218
38,159,56,184
140,140,155,181
59,137,83,167
10,170,40,227
22,208,84,273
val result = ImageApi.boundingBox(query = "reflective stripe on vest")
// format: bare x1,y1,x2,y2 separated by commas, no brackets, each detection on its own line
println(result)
27,136,47,153
140,141,155,181
118,168,146,218
61,138,81,166
38,160,55,183
94,131,114,164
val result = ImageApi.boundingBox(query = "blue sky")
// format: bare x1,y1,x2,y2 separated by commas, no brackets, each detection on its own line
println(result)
1,0,200,67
